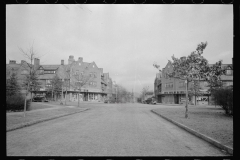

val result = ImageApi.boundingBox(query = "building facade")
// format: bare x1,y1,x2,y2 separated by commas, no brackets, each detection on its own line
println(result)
6,55,115,102
154,61,233,105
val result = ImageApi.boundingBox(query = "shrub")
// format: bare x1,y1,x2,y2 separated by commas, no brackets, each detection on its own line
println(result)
211,87,233,116
6,95,31,111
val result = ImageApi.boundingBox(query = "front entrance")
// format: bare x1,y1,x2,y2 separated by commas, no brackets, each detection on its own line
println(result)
197,96,209,105
157,95,162,103
174,94,179,104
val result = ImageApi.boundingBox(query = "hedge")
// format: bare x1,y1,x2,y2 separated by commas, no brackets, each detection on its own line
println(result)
6,95,31,111
211,87,233,116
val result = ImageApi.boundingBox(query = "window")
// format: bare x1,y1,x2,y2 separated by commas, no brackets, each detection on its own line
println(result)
165,83,173,89
93,72,97,78
46,79,52,88
226,70,232,75
44,70,55,74
227,82,233,86
46,80,52,84
179,81,186,88
39,69,44,74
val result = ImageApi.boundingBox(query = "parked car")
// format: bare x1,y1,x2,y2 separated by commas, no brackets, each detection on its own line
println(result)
151,100,157,105
104,99,110,103
145,98,153,104
32,96,49,102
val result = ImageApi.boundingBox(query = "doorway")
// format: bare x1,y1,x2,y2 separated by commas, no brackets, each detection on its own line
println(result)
174,94,179,104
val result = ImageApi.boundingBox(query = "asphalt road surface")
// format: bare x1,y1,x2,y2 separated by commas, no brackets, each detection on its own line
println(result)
7,103,228,156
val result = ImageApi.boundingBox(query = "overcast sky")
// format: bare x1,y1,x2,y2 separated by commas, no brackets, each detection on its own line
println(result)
6,4,233,94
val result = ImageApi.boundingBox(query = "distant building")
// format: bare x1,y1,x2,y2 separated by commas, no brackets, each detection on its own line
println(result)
154,60,233,105
6,55,115,102
154,72,162,103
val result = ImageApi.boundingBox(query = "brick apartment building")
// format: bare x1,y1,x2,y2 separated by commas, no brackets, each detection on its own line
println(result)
6,55,115,102
154,60,233,105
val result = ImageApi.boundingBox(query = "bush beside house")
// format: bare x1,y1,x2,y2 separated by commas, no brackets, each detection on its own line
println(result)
6,95,31,111
211,87,233,116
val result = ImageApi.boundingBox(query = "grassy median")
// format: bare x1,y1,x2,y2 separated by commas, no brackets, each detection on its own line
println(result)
7,106,87,130
152,105,233,148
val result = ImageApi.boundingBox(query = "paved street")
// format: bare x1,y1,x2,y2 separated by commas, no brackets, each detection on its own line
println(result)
7,103,228,156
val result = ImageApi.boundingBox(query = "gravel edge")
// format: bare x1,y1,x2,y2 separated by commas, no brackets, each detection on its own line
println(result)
151,109,233,155
7,108,90,132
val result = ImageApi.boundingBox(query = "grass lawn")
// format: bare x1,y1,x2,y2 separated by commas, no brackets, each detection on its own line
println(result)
7,107,86,129
29,102,54,110
152,105,233,148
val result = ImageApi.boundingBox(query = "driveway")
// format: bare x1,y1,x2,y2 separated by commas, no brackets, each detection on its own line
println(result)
7,103,228,156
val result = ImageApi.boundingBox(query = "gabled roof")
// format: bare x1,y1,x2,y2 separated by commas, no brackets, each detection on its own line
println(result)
41,65,60,70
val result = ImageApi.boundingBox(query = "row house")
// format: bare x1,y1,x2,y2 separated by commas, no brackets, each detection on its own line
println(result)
6,55,115,102
154,60,233,105
6,60,34,98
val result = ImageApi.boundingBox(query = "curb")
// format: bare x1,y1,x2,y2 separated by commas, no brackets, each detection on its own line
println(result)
151,110,233,155
7,108,90,132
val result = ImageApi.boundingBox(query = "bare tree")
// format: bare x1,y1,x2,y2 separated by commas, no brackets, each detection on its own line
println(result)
71,72,91,107
62,62,92,106
19,42,42,117
141,86,149,102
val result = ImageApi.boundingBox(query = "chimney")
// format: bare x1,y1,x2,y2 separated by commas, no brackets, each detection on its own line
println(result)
9,60,16,64
34,58,40,70
61,60,64,65
78,57,83,63
68,55,74,64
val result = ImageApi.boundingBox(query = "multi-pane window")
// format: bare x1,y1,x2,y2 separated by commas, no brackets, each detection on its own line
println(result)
46,80,52,84
89,81,97,87
179,81,186,88
165,83,173,89
44,70,55,74
46,79,52,88
226,70,232,75
226,82,233,86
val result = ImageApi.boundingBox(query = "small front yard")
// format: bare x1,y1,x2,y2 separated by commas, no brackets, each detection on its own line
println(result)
152,105,233,148
7,107,86,129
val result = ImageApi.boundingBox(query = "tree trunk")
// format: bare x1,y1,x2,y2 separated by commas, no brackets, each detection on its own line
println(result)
195,95,196,105
65,90,67,105
31,92,33,102
185,80,188,118
78,92,80,107
24,82,30,117
52,89,54,101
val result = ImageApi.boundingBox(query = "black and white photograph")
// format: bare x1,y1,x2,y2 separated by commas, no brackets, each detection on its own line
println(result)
6,4,233,157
